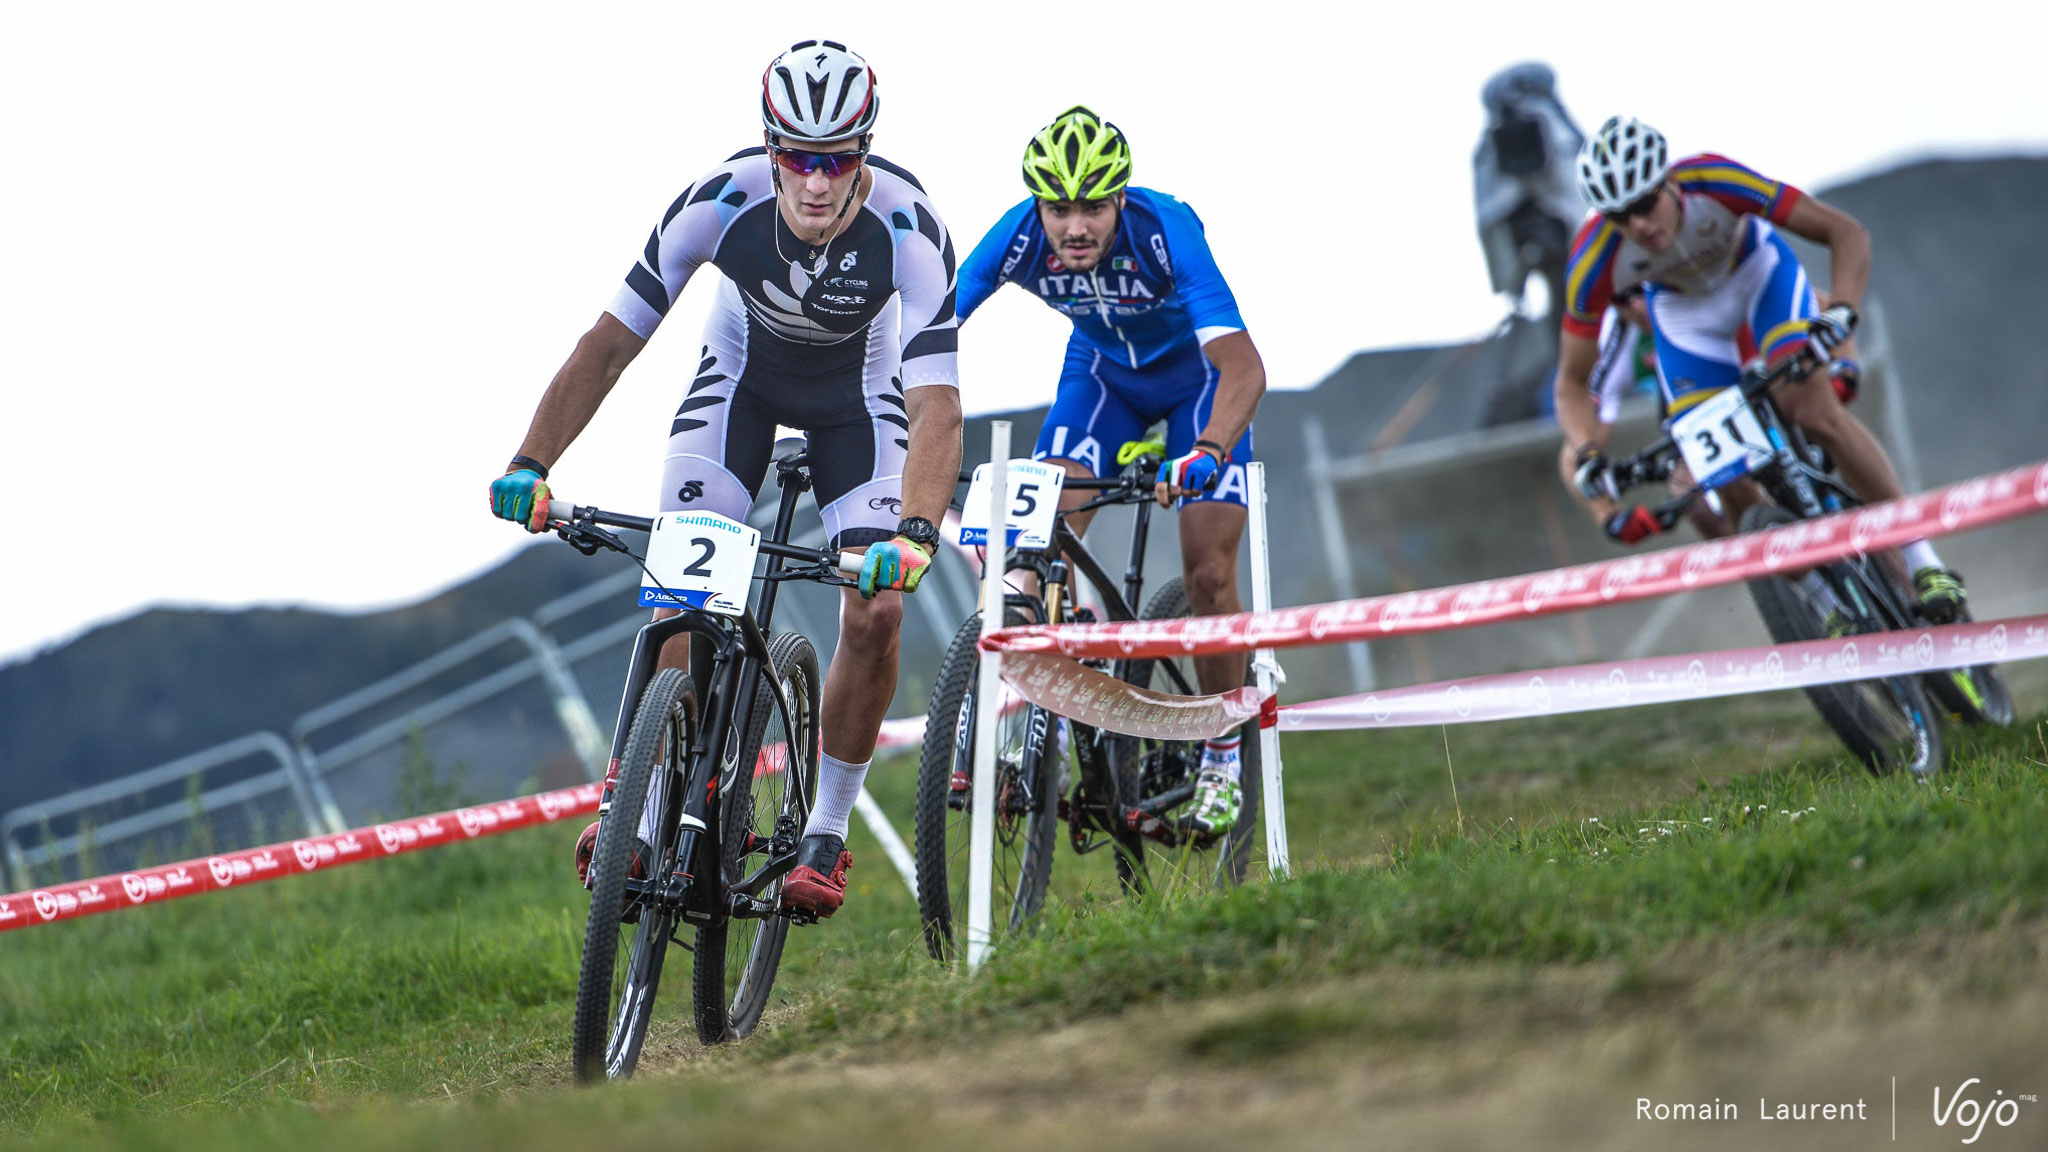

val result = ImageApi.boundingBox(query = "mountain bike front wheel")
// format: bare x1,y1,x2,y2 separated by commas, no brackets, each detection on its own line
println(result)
1741,506,1943,778
912,606,1058,962
693,631,821,1043
572,667,695,1083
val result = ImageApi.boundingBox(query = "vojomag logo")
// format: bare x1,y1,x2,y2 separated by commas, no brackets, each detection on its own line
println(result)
1933,1079,2033,1143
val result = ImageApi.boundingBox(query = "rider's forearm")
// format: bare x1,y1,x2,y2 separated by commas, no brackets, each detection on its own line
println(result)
1554,374,1603,454
1552,330,1604,453
1827,225,1873,311
515,315,644,469
1196,331,1266,451
900,386,963,528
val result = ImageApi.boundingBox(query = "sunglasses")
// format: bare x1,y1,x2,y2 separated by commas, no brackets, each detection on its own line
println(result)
1603,184,1665,222
771,145,867,178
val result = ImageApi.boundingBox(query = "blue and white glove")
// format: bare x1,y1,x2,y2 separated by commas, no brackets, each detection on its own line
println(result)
490,468,551,533
1157,444,1224,505
1807,303,1858,354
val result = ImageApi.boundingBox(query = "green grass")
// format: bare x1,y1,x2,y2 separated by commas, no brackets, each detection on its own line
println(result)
3,689,2044,1149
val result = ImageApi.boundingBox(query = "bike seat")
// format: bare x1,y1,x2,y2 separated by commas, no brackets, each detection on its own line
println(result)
773,436,809,473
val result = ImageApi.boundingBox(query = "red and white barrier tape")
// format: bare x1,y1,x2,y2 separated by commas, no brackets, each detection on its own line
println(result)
0,783,602,933
1280,614,2047,730
998,651,1269,741
983,459,2048,660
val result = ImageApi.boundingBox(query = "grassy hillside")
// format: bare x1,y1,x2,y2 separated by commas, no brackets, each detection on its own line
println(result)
6,677,2045,1150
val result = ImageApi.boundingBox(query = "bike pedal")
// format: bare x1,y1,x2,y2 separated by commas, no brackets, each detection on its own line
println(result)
1124,808,1178,846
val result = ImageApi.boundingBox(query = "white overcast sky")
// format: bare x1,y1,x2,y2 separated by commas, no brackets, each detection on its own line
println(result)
5,1,2044,666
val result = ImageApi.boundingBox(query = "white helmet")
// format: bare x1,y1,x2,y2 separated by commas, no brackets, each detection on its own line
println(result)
761,40,879,144
1577,115,1669,213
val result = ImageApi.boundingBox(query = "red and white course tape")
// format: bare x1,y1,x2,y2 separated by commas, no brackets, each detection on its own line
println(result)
983,459,2048,661
1281,614,2047,730
0,783,602,933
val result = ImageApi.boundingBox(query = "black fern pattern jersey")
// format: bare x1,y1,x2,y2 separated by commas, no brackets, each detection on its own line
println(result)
604,149,959,547
606,148,959,394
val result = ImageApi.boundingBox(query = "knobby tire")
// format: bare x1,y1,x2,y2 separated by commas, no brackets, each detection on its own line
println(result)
571,667,694,1083
913,606,1057,962
693,631,821,1043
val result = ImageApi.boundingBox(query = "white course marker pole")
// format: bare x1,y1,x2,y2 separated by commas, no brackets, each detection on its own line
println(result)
1246,461,1291,878
966,422,1010,971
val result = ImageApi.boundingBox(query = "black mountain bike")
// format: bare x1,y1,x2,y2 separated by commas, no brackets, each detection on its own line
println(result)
1609,348,2012,778
914,445,1261,962
551,442,859,1082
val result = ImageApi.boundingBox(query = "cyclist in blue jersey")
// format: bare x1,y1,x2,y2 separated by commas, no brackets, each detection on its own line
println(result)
956,106,1267,838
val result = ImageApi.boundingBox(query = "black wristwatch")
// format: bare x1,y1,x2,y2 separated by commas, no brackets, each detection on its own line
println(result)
896,515,940,554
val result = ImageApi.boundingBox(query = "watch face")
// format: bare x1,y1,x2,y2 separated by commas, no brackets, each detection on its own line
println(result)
899,516,938,549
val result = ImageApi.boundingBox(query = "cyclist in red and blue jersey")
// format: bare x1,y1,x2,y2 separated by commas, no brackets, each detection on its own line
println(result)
956,106,1268,838
1551,116,1967,622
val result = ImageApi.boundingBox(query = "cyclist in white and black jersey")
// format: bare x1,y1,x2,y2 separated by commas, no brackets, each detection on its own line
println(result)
490,40,963,919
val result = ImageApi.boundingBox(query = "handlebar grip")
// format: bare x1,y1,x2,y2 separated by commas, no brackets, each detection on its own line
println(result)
836,550,866,575
545,499,574,524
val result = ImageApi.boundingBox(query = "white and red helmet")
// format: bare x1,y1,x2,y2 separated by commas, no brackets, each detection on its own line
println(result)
1577,115,1669,213
761,40,878,144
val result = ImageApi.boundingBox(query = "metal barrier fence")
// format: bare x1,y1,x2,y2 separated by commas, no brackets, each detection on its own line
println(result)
3,501,983,893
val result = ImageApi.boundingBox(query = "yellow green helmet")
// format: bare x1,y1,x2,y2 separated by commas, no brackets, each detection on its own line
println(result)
1021,106,1131,201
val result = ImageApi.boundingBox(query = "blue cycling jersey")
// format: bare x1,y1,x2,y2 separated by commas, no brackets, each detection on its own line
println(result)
956,187,1245,369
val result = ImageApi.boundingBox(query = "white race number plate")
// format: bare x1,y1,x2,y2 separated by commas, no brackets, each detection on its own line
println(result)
1670,386,1770,491
639,511,760,616
958,459,1066,548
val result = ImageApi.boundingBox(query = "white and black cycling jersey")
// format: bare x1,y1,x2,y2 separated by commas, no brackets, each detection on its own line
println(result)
604,148,959,547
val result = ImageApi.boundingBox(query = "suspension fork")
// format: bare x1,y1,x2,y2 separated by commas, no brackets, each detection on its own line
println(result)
673,629,751,923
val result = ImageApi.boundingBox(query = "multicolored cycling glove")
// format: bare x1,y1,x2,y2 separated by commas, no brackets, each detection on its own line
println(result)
490,468,551,533
857,535,933,599
1162,447,1222,500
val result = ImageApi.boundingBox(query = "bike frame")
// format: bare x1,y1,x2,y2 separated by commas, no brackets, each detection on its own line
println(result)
592,451,834,926
1629,353,1920,632
963,462,1206,854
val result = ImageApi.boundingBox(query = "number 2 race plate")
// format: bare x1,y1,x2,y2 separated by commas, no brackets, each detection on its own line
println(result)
959,459,1065,549
640,512,761,616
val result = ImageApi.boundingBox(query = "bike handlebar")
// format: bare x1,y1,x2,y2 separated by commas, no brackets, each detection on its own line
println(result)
543,500,863,574
1608,344,1825,497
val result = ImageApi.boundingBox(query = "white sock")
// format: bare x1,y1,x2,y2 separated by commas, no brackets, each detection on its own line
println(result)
803,751,869,840
1796,573,1846,616
1900,540,1944,573
1200,735,1242,784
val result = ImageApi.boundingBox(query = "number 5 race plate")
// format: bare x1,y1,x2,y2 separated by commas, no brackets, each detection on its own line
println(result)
640,511,761,616
958,459,1065,549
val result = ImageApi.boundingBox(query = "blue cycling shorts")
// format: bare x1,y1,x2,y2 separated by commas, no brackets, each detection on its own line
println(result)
1032,337,1254,507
